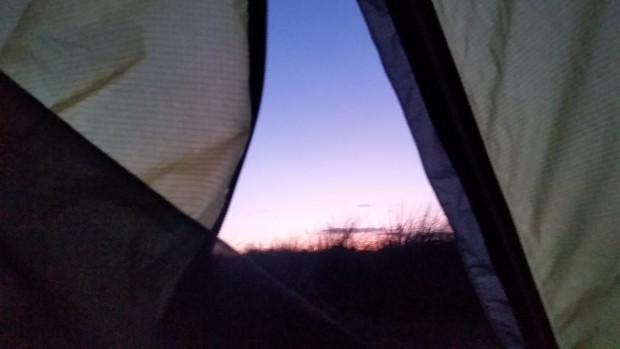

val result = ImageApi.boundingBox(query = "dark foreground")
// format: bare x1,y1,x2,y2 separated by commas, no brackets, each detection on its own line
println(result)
1,234,502,348
244,235,502,348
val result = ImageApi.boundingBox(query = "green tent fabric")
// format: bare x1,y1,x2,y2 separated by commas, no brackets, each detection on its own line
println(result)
1,0,253,229
429,3,619,347
357,1,618,348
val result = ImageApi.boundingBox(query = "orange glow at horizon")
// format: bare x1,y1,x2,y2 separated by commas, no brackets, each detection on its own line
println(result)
220,200,447,251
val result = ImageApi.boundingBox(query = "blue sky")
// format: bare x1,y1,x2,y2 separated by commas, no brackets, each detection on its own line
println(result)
219,1,441,249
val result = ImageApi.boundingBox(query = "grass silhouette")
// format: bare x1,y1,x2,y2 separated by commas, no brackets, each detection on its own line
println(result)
243,216,502,348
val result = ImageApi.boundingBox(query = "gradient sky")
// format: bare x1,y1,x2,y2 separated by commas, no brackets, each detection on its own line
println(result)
219,1,442,249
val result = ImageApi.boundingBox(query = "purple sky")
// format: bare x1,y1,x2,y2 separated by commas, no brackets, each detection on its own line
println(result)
219,0,442,249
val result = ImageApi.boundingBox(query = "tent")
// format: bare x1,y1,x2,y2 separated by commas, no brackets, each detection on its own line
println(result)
0,0,617,347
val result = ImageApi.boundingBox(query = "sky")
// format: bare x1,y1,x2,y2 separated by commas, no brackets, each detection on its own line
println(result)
219,1,442,249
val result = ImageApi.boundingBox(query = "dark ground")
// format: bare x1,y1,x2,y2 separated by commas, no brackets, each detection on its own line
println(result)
244,236,503,348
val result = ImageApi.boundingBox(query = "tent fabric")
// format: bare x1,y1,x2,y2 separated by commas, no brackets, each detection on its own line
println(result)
0,0,254,229
0,0,265,346
360,0,618,347
358,1,558,346
0,71,209,347
357,1,524,348
430,1,619,348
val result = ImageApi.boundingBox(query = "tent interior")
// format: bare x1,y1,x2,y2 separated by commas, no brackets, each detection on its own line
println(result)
0,0,617,348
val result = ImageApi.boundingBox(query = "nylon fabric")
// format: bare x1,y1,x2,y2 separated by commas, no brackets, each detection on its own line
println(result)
0,0,252,229
431,1,620,347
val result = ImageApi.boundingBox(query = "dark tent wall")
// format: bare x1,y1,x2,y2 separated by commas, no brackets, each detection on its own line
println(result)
0,70,210,347
358,0,619,348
